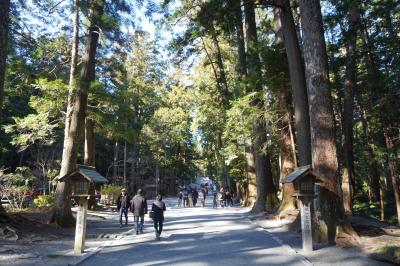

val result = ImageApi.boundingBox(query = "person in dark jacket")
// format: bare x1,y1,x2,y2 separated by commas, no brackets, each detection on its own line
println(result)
130,189,148,234
151,193,166,240
117,188,130,227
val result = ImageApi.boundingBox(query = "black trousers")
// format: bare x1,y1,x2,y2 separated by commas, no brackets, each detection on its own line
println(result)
153,219,164,235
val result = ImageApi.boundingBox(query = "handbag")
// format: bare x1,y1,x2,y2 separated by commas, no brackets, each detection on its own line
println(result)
149,211,154,219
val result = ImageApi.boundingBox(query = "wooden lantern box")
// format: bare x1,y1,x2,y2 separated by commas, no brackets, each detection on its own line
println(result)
281,165,320,197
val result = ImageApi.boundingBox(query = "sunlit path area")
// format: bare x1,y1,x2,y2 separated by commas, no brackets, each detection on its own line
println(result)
1,0,400,265
80,198,308,266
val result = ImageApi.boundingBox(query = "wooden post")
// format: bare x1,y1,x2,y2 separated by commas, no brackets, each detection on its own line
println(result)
74,198,88,254
299,197,313,252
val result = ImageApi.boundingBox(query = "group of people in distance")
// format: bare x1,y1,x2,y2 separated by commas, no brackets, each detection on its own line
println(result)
177,186,207,208
116,188,166,240
177,185,234,208
213,187,234,208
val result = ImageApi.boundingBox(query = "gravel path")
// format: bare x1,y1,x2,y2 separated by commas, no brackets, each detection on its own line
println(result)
80,198,309,266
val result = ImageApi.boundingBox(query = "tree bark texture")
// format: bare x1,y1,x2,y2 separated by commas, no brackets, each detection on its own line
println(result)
245,142,257,206
210,24,229,109
383,128,400,225
84,118,95,166
341,4,359,214
244,0,277,212
277,94,296,215
235,1,247,77
113,141,119,178
54,0,104,227
276,0,311,166
0,0,10,123
299,0,344,243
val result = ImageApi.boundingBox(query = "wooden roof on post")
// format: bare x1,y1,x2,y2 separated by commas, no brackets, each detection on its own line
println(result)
281,165,319,184
58,164,108,184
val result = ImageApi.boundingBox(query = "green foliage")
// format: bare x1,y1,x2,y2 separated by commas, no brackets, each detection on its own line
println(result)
33,194,54,208
3,112,58,152
375,245,400,260
101,184,124,200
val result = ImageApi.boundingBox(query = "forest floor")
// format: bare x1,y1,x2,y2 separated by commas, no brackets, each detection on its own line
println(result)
0,199,397,265
251,211,400,265
0,205,130,265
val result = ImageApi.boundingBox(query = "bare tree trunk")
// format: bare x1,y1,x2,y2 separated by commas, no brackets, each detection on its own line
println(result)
130,135,137,194
299,0,345,243
123,141,127,184
359,108,381,201
210,24,229,107
276,0,311,166
84,118,95,166
341,4,359,214
235,1,247,77
113,141,118,178
54,0,103,226
244,0,277,212
380,180,385,221
383,128,400,225
278,110,296,215
245,142,257,206
0,0,10,124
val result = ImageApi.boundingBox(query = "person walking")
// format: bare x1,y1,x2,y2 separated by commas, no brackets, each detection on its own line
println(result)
116,188,130,227
183,188,189,207
213,191,218,208
188,189,194,208
177,190,183,207
198,189,205,208
151,193,166,240
130,189,148,235
225,187,232,208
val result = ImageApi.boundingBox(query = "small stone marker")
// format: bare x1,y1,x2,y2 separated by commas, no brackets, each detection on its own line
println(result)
281,165,320,252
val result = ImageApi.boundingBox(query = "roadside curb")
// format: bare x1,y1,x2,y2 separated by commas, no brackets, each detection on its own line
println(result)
245,216,313,266
67,227,135,266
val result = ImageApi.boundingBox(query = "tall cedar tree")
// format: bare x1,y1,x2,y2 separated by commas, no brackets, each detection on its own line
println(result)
341,3,359,214
0,0,10,124
0,0,10,215
299,0,345,243
53,0,104,226
274,0,311,167
234,0,257,206
244,0,277,212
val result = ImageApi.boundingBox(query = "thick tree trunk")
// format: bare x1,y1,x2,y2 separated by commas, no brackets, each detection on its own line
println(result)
299,0,345,243
276,0,311,166
54,0,103,227
278,109,296,215
383,128,400,225
84,118,95,166
0,0,10,123
341,4,359,214
244,0,277,213
245,142,257,206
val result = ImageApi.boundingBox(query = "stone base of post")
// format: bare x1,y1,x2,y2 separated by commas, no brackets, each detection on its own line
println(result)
74,198,88,254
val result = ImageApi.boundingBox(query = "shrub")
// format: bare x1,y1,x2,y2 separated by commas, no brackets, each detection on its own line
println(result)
34,194,54,208
100,184,124,205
